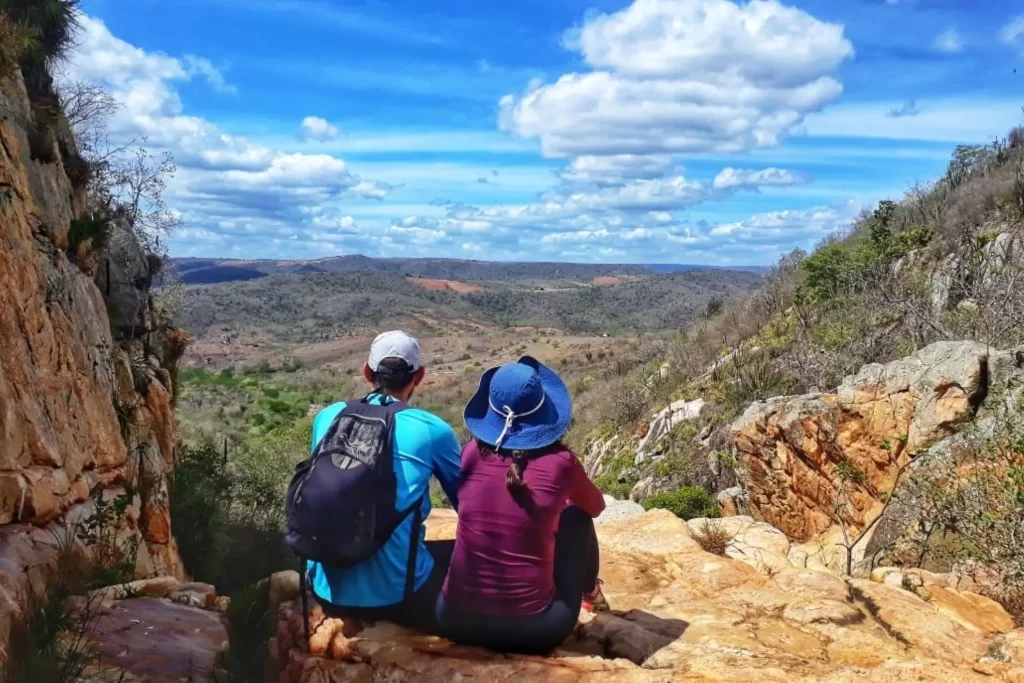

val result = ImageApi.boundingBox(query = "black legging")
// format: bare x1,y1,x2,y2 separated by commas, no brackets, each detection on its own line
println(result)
435,506,600,655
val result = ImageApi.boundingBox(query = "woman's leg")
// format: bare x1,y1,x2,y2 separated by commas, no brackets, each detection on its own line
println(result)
436,513,598,655
436,595,577,656
393,540,454,633
553,506,599,612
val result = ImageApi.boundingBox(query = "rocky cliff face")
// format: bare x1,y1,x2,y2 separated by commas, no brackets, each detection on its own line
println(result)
272,508,1024,682
732,341,990,542
0,72,183,656
731,340,1023,576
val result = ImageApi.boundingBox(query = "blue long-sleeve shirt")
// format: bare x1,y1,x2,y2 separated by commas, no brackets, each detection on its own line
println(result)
306,393,461,607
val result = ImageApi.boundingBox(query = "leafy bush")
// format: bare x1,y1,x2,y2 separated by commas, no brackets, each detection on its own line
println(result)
171,443,231,582
0,0,82,67
643,487,719,520
0,12,35,78
67,214,110,256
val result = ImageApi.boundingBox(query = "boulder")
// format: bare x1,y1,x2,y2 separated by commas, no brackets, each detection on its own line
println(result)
167,582,219,610
715,486,743,517
82,598,228,682
635,398,704,461
276,509,1013,682
595,495,645,525
687,515,792,575
733,341,990,542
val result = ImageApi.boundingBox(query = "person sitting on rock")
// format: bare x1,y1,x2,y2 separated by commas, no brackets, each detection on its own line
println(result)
296,331,461,633
435,356,607,654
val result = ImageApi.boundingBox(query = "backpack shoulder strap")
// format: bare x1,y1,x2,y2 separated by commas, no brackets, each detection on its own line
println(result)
403,496,425,601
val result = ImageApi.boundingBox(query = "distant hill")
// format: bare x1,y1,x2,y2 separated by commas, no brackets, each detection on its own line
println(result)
170,256,767,286
645,263,769,274
180,268,763,343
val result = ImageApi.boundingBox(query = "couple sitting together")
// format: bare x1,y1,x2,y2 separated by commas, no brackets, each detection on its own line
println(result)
286,330,606,655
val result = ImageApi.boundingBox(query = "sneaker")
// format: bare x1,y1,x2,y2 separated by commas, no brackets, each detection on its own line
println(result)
581,579,608,613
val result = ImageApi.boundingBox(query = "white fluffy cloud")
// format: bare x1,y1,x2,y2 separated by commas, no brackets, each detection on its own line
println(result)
64,15,390,248
934,28,965,54
299,116,341,141
710,201,860,241
500,0,853,158
559,155,676,185
712,167,808,190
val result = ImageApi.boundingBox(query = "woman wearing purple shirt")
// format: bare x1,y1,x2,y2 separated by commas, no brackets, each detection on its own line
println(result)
436,356,607,654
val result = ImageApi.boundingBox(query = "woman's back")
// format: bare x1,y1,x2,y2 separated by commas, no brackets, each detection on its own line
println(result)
442,440,602,617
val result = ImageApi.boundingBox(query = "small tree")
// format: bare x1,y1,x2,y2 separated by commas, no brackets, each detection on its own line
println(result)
831,457,909,577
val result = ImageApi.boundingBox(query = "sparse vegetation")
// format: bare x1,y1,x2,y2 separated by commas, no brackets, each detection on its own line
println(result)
692,519,733,556
2,490,139,683
887,416,1024,620
643,487,719,521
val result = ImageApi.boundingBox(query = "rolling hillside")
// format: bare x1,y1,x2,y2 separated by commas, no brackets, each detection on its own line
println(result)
171,256,766,286
179,267,763,343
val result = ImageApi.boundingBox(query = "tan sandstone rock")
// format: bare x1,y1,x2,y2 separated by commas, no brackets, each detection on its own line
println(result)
687,515,792,574
0,71,185,660
276,509,1012,682
733,341,989,542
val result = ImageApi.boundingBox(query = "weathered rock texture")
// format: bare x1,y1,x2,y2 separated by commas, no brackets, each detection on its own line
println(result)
732,341,990,543
78,578,229,682
273,509,1024,682
0,71,184,660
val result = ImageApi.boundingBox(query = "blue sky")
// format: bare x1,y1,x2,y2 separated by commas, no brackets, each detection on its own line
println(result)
67,0,1024,265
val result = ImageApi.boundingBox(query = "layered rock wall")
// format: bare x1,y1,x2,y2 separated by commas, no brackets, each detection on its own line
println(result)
732,341,1008,544
0,71,183,657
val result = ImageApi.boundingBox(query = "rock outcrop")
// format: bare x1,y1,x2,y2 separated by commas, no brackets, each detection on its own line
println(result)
732,341,991,543
272,509,1024,681
0,70,184,659
77,577,229,682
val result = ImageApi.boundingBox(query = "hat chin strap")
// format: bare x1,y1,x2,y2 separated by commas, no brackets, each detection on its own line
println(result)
489,394,546,450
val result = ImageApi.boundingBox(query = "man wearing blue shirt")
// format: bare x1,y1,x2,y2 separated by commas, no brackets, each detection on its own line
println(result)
306,330,461,631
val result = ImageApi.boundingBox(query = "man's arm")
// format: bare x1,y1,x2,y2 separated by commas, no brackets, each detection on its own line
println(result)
432,426,462,512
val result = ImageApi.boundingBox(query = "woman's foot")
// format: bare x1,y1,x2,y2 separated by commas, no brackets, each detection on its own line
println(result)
581,579,608,613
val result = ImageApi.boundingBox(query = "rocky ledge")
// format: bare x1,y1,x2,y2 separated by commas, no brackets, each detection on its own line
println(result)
271,508,1024,682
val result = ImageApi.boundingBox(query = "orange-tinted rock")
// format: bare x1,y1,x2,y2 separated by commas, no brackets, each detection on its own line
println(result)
144,378,177,465
21,468,58,525
0,73,184,658
142,500,171,544
733,341,990,542
277,509,1007,682
0,474,24,525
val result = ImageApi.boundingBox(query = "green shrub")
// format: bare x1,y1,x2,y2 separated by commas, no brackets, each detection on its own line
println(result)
0,13,36,78
171,443,231,582
218,581,272,683
0,0,82,66
643,487,719,520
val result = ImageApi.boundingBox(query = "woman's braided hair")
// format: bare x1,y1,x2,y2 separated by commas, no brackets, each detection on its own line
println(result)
477,439,565,493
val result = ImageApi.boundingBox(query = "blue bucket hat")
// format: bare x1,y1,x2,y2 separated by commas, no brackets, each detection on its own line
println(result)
464,356,572,451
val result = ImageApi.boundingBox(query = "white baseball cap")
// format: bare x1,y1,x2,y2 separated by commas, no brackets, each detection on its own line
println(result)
368,330,422,372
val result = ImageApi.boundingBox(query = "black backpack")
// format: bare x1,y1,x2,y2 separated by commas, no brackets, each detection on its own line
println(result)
285,395,424,641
